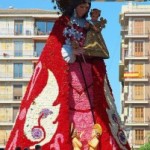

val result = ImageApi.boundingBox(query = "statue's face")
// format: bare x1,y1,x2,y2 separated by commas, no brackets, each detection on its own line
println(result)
75,3,90,18
91,11,100,21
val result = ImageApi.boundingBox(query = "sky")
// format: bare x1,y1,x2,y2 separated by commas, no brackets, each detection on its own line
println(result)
1,0,150,113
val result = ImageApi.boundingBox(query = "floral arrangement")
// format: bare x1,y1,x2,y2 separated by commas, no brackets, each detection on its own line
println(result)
63,23,86,49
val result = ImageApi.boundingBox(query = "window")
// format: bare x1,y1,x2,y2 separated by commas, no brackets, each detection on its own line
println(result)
13,85,22,101
0,128,5,145
14,41,23,56
135,129,144,145
32,61,38,70
133,85,144,100
0,127,11,145
35,42,45,57
0,106,11,123
134,64,144,78
14,20,23,35
134,41,143,56
133,19,144,35
35,21,54,35
14,63,23,78
13,107,19,122
0,107,6,122
134,107,144,122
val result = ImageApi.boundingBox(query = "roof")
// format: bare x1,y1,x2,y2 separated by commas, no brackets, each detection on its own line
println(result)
0,9,57,15
0,8,58,16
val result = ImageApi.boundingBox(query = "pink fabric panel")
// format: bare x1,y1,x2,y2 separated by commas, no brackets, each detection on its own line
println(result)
69,62,94,150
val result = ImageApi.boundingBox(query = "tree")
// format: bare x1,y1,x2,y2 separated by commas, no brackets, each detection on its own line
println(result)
139,143,150,150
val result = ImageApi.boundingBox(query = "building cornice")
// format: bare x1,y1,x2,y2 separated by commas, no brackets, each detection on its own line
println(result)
0,9,60,18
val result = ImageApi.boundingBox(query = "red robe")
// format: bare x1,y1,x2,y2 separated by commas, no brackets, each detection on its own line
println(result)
6,16,130,150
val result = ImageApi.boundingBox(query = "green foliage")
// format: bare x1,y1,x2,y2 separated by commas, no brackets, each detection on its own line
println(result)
139,143,150,150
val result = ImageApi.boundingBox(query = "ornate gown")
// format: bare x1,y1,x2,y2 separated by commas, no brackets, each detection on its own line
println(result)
6,15,130,150
84,20,109,59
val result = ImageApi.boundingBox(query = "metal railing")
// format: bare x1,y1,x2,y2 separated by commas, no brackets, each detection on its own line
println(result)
0,94,13,100
0,73,32,79
124,53,149,58
0,28,50,36
0,139,7,145
125,120,150,124
0,50,39,57
0,94,22,101
126,32,149,36
124,96,150,100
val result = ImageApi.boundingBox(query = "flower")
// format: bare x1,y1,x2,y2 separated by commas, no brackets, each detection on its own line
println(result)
31,128,43,139
40,108,53,118
63,23,86,47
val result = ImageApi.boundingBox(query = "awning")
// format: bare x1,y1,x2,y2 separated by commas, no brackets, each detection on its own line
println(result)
124,72,139,78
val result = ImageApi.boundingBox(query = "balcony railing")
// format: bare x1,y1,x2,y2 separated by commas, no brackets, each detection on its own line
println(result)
124,99,149,104
128,32,149,35
0,28,50,36
0,73,32,79
124,53,149,58
124,76,149,82
125,32,149,36
0,139,7,146
121,26,128,31
125,120,149,126
0,94,22,101
0,50,39,58
133,140,144,145
0,94,13,101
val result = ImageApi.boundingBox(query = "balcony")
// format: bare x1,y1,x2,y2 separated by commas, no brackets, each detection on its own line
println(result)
0,94,22,104
0,50,39,60
123,72,149,82
124,99,149,105
0,122,14,126
124,77,149,82
0,131,10,148
0,28,49,39
0,73,31,82
125,120,149,126
124,32,149,39
124,54,149,61
132,141,145,149
121,26,128,35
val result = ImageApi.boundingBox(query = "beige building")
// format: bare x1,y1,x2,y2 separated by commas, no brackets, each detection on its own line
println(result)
0,8,58,149
119,2,150,149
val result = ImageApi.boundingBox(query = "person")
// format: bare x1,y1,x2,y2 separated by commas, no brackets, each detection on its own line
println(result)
6,0,130,150
35,145,41,150
15,147,21,150
24,148,29,150
84,8,109,59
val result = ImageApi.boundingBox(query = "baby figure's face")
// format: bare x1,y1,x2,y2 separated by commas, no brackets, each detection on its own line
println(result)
91,11,100,21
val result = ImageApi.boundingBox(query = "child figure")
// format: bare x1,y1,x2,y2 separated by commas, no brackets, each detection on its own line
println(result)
84,8,109,59
71,127,83,150
88,124,102,150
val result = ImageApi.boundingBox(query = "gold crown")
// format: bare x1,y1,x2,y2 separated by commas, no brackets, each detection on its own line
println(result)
93,124,102,135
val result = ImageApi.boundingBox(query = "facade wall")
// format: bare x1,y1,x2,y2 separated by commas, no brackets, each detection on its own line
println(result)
0,9,57,148
120,3,150,149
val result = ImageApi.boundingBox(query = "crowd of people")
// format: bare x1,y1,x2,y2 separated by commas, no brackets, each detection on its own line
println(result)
15,145,41,150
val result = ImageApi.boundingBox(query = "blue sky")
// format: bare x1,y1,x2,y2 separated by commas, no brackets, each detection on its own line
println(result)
1,0,150,113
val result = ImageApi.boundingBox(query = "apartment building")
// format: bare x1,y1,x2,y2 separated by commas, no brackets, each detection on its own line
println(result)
119,2,150,149
0,8,58,148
